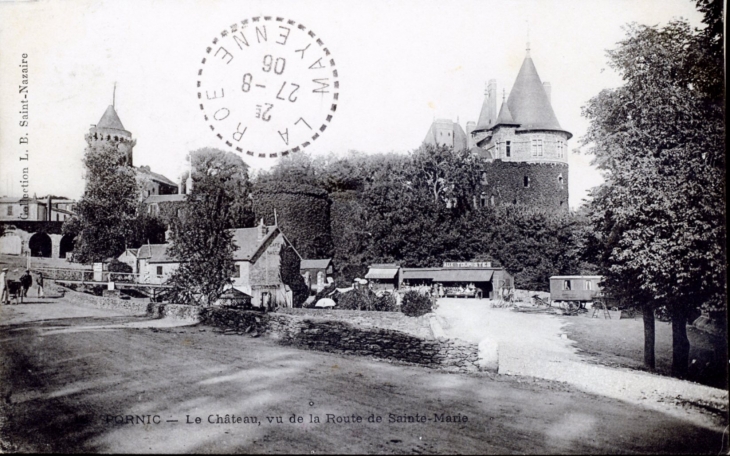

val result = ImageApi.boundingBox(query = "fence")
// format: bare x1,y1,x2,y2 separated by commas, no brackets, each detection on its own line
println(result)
32,267,141,283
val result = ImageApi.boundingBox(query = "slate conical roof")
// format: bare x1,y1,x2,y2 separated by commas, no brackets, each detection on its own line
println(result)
97,105,126,131
495,100,517,125
506,54,565,133
476,94,492,129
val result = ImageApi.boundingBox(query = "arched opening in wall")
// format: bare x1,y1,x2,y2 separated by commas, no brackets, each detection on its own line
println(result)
479,193,487,208
558,174,564,188
29,232,52,258
512,198,518,205
60,234,75,258
560,201,564,208
523,176,530,188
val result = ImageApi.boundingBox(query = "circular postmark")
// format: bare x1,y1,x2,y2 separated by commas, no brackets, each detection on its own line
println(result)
197,16,339,160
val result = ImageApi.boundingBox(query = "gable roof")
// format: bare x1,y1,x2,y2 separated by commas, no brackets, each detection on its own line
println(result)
506,54,567,135
144,194,186,204
97,105,126,131
231,225,285,261
137,244,176,263
300,259,332,270
137,167,178,187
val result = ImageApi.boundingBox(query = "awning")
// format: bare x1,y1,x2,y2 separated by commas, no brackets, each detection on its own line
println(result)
431,269,494,282
401,269,439,280
365,268,399,280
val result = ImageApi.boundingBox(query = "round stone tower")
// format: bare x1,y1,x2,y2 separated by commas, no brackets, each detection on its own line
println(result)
470,44,571,212
84,104,136,166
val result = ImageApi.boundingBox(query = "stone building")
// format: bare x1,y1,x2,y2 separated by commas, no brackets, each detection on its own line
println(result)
0,195,76,258
300,258,334,293
424,44,572,212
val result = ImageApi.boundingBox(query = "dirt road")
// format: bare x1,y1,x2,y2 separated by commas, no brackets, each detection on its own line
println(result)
435,298,728,432
1,298,727,453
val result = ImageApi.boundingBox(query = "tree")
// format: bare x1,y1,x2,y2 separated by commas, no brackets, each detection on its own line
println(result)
166,148,251,306
69,141,139,263
581,4,725,376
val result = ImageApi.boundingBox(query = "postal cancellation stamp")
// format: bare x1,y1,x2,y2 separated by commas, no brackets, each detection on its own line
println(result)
198,16,339,160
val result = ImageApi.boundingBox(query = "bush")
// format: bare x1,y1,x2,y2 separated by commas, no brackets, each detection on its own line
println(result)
107,259,133,273
372,292,397,312
333,288,397,312
401,290,432,317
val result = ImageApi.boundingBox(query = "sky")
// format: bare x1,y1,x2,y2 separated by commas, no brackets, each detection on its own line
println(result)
0,0,706,208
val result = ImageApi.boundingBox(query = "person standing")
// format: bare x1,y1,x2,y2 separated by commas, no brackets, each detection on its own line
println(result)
37,271,45,298
0,268,9,305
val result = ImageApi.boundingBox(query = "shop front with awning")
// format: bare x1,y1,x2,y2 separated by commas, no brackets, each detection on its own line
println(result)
364,264,400,291
399,263,514,299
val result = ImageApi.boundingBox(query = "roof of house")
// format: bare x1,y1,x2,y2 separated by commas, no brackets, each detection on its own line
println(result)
97,105,127,131
506,53,568,136
423,119,468,151
137,244,176,263
365,268,399,280
219,287,252,300
231,225,281,261
300,259,332,270
144,194,186,204
137,166,178,187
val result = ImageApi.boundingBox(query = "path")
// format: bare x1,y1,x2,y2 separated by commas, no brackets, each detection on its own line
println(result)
1,297,727,453
435,298,728,430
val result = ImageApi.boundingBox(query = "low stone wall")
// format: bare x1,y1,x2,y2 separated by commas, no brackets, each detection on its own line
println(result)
200,308,480,373
62,288,150,315
147,303,201,321
276,307,432,339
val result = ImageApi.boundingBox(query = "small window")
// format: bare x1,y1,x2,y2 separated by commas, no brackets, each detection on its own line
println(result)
506,141,511,157
156,266,163,275
56,213,59,221
7,206,13,215
523,176,530,188
585,281,592,290
235,264,241,277
531,139,543,156
480,194,487,208
563,280,572,290
558,174,564,187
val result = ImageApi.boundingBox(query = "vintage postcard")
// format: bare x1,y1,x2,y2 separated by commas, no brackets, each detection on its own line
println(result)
0,0,726,453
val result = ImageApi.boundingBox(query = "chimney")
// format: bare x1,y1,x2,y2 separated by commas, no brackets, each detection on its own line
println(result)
177,175,183,195
488,79,497,127
543,82,552,104
47,195,52,221
466,121,476,148
257,219,266,242
185,172,193,195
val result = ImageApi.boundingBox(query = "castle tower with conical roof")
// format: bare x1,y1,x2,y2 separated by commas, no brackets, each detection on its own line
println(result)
85,103,136,166
469,44,571,211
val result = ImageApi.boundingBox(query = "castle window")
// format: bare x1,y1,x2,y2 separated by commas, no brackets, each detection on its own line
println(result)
523,176,530,188
7,205,12,216
235,264,241,278
513,198,518,204
506,141,511,157
156,266,163,276
480,193,487,208
563,280,572,290
558,174,564,187
560,200,564,207
531,139,544,157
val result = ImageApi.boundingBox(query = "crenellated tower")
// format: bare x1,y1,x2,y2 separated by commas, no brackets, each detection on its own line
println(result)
85,104,136,166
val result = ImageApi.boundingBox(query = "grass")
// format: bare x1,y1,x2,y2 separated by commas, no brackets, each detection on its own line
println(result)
563,313,728,389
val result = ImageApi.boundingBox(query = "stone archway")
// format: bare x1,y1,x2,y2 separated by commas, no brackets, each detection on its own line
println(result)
60,234,75,258
29,232,52,257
